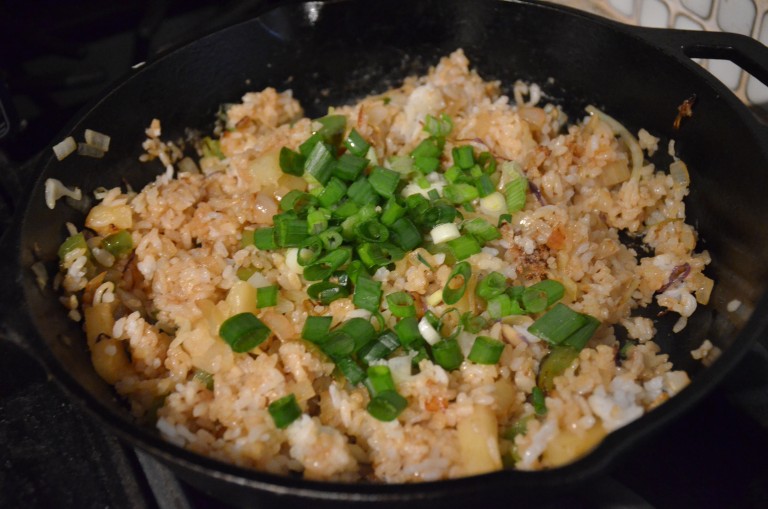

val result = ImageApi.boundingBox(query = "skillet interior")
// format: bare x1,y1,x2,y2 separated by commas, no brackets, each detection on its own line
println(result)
7,0,768,504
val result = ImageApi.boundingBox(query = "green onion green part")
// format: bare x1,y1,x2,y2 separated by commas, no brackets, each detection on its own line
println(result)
268,394,302,429
256,285,279,308
442,262,472,305
468,336,505,365
219,312,271,353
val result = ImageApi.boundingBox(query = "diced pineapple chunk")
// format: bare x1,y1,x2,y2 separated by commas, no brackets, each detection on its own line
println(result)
457,405,502,475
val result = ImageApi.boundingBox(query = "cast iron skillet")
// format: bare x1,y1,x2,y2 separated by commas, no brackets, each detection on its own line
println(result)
3,0,768,506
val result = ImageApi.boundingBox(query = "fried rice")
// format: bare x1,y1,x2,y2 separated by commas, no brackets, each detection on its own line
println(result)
55,50,712,482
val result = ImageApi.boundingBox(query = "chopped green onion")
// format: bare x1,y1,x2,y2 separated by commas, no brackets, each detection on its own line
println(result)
367,390,408,421
468,336,505,364
476,271,507,300
444,165,463,184
280,190,316,214
498,214,512,226
273,214,309,247
268,394,302,429
380,198,407,226
431,338,463,371
532,387,547,416
358,330,400,365
406,193,430,216
357,242,390,268
341,203,378,238
369,166,401,198
333,153,369,182
423,113,453,138
219,312,271,353
413,156,440,174
332,201,359,219
256,285,279,308
423,204,458,229
58,232,88,261
388,155,413,175
462,217,501,243
337,357,366,385
394,316,423,347
314,114,347,145
447,235,481,261
344,129,371,157
452,145,475,169
355,220,390,243
303,248,352,281
364,365,396,397
442,262,471,305
389,217,422,251
347,178,379,206
338,318,377,352
521,286,549,314
478,151,497,174
318,227,343,250
253,227,277,250
505,176,528,213
411,138,441,158
562,314,600,350
527,280,565,307
297,236,324,266
307,281,349,304
302,316,333,343
305,141,335,185
528,303,589,344
346,260,365,286
461,312,489,334
444,183,479,204
475,174,496,198
321,330,356,358
386,291,416,318
317,178,347,208
353,274,382,312
279,147,305,176
298,132,323,158
102,230,133,257
487,293,514,319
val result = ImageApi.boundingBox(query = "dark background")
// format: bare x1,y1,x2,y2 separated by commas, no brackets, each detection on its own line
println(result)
1,1,768,507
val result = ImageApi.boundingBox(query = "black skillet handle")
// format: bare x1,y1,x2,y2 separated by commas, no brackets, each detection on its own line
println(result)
634,27,768,92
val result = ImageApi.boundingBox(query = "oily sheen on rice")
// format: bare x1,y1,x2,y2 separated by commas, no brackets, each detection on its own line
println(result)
57,50,711,482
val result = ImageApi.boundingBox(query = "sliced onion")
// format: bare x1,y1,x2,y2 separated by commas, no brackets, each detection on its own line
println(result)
52,137,77,161
84,129,111,152
77,142,105,159
669,160,690,186
586,105,643,181
45,178,82,210
177,156,200,174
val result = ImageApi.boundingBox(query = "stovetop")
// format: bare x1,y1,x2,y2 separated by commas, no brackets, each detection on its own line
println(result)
1,2,768,508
